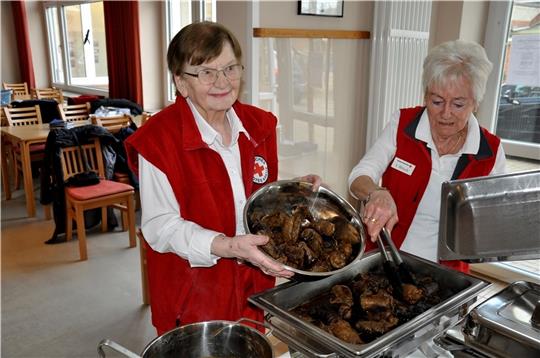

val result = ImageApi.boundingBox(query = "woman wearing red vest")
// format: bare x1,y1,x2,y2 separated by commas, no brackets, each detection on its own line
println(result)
125,22,321,334
348,40,506,273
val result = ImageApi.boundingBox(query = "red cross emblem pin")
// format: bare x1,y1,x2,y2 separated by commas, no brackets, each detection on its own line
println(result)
253,156,269,184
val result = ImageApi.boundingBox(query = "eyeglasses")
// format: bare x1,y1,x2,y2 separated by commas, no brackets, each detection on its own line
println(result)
183,64,244,85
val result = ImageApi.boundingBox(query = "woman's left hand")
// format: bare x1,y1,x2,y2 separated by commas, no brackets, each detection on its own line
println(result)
294,174,323,191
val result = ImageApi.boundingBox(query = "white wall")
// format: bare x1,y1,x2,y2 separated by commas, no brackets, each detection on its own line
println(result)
430,1,488,46
259,0,372,29
1,1,49,87
139,1,164,111
25,1,49,88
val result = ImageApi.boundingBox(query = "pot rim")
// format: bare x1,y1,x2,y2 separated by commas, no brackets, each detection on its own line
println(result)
141,319,274,357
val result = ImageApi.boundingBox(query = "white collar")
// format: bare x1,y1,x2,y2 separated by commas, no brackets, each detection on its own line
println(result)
186,98,249,146
416,110,480,155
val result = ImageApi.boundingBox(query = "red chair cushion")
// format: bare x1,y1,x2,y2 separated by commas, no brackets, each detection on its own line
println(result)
13,143,46,153
68,95,101,105
66,179,133,200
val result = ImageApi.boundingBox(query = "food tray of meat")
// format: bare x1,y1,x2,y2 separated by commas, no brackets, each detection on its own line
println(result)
244,180,366,277
249,251,489,358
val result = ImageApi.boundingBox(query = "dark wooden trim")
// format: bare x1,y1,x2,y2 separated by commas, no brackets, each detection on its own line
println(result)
253,27,370,39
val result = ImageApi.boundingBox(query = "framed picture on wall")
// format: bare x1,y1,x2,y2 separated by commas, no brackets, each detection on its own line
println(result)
298,0,344,17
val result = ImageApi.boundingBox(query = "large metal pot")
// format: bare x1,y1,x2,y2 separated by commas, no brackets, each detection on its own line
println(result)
98,318,274,358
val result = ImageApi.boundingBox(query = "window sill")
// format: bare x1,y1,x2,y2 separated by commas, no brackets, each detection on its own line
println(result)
470,262,540,285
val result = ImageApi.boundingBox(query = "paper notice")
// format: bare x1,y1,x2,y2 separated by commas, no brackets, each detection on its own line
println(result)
506,34,540,87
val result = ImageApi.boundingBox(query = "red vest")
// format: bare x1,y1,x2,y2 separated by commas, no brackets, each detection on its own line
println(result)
125,97,277,333
376,106,500,273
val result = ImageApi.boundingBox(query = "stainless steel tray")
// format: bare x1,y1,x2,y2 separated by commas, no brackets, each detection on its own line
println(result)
462,281,540,357
249,251,489,358
439,169,540,263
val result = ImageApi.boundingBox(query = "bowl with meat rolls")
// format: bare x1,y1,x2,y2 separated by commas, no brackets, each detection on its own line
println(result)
244,180,366,277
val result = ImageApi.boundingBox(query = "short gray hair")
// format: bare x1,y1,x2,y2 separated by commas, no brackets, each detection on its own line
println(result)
422,40,493,104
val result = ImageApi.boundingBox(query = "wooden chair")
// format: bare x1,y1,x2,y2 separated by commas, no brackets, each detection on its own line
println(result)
3,105,45,189
136,229,150,305
33,87,64,104
2,82,31,100
3,105,42,126
91,114,131,134
58,103,91,122
60,138,136,260
140,111,152,126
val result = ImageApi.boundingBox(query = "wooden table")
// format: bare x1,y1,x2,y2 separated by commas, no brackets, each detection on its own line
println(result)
1,124,53,217
1,117,141,217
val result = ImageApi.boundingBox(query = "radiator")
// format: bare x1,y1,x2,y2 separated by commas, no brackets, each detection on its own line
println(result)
366,1,432,149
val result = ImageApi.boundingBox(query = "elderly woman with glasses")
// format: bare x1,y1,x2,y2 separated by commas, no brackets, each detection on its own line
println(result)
125,21,320,334
348,40,506,273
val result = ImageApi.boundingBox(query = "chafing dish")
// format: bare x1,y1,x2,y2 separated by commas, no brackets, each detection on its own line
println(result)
463,281,540,357
439,169,540,262
249,251,489,358
437,281,540,357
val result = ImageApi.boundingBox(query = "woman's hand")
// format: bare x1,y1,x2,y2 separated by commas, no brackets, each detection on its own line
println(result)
362,190,399,242
294,174,323,191
211,234,294,278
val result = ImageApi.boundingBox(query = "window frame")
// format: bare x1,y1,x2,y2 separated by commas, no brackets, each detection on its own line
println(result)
43,0,109,96
163,0,217,105
478,1,540,161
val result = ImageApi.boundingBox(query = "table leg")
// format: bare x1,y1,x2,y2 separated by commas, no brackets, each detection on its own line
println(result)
1,140,11,200
20,141,36,217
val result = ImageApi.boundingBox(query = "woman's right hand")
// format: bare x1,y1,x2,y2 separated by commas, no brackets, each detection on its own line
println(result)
362,189,399,242
211,234,294,278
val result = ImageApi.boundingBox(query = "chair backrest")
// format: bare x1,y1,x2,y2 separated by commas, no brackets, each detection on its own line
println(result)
140,111,152,126
0,106,9,126
3,105,43,126
91,114,131,133
59,138,105,181
34,87,64,104
58,103,91,122
3,82,31,100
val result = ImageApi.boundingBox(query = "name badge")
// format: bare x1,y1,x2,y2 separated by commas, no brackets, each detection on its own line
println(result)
391,157,416,176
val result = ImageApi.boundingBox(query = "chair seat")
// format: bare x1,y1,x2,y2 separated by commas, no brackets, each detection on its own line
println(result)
66,179,133,200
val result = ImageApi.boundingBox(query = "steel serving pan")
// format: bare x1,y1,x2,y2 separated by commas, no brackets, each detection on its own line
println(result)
243,180,366,277
439,169,540,263
249,251,490,358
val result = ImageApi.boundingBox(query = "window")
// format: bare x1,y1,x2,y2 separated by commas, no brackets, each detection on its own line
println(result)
480,1,540,160
44,1,108,95
165,0,216,102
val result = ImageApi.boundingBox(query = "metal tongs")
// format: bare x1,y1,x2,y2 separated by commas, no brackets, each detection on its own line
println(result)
376,227,416,298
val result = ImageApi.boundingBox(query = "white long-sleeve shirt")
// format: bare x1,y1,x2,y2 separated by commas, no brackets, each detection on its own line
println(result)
348,110,507,262
139,98,249,267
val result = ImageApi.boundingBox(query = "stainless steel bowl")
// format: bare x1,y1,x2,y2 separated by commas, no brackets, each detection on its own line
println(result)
243,180,366,277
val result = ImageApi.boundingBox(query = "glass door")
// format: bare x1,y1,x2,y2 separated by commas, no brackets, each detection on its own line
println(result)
489,1,540,159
